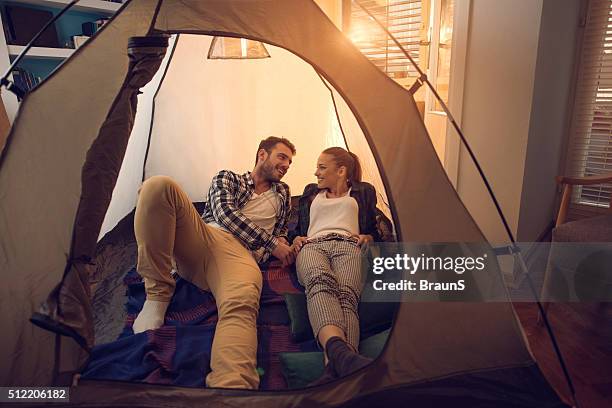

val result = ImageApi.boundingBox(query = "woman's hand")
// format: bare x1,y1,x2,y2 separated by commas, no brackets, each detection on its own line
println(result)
355,234,373,248
292,236,308,254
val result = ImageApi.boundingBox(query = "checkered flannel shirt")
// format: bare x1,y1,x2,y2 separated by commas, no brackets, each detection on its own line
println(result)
201,170,291,264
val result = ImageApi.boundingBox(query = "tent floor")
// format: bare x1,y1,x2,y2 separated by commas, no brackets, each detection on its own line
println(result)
515,302,612,408
66,364,567,407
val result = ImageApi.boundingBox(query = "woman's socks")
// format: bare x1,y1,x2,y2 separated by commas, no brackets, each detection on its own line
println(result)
308,362,338,386
133,299,170,333
325,336,372,378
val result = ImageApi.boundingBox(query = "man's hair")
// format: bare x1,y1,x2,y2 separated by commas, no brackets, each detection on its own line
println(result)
255,136,296,165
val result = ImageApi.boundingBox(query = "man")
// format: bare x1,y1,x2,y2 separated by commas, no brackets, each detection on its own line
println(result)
132,136,296,389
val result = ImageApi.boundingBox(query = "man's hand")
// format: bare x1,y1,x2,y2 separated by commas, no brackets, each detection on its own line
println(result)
277,237,290,246
291,236,308,255
272,241,295,267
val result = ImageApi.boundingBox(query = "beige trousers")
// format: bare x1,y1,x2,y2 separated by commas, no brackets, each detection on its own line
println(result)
134,175,262,389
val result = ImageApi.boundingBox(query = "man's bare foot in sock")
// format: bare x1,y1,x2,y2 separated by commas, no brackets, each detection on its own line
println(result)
133,299,169,333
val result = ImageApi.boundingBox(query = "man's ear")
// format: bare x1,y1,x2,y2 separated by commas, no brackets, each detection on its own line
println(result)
257,148,268,165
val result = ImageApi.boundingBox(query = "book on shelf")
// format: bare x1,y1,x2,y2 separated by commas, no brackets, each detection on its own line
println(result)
71,35,90,49
82,18,110,37
11,67,41,96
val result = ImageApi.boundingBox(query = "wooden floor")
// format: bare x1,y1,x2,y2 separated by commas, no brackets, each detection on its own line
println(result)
514,302,612,408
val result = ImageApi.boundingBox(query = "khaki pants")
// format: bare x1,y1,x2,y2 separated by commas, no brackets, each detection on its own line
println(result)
134,175,262,389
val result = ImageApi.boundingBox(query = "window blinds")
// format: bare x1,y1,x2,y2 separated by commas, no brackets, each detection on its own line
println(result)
567,0,612,208
347,0,423,79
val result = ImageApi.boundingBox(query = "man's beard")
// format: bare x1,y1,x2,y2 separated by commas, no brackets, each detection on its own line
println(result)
261,158,282,182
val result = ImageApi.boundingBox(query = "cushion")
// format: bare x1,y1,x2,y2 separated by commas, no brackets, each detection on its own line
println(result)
278,351,325,388
283,293,395,342
279,329,390,389
375,208,395,242
358,328,390,359
284,293,314,342
553,214,612,242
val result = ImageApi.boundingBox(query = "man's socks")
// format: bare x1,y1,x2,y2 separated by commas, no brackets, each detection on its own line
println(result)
133,299,170,333
325,336,372,377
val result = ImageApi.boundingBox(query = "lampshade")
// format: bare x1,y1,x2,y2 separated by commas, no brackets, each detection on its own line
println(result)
207,37,270,59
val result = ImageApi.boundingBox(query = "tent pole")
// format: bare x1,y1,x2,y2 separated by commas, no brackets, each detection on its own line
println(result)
352,1,580,406
315,72,350,150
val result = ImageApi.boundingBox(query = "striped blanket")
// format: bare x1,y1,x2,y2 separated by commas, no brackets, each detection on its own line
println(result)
82,261,318,389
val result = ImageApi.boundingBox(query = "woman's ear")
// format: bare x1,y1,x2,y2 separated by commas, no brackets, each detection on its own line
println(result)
338,165,347,178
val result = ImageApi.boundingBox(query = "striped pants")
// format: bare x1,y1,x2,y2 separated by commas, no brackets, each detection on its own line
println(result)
296,236,364,350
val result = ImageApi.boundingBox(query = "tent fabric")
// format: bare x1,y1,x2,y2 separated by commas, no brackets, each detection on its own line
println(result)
31,35,170,352
72,36,170,261
0,0,160,385
69,364,567,407
0,0,566,406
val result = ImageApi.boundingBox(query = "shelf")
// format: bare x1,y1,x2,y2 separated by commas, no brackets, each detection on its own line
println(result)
7,0,122,15
8,45,73,59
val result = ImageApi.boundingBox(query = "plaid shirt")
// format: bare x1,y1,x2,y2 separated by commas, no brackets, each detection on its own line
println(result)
201,170,291,263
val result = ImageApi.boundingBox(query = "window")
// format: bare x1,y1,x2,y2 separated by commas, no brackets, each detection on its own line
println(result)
566,0,612,208
344,0,425,80
431,0,454,112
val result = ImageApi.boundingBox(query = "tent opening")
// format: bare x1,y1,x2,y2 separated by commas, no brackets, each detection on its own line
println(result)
83,34,398,391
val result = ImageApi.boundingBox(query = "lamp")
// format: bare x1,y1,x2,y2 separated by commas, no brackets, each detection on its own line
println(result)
207,37,270,59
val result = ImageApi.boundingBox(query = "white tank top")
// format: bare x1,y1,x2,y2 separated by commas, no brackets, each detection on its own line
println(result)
307,189,359,238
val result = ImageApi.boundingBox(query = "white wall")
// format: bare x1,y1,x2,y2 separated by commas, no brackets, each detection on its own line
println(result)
457,0,543,243
456,0,580,243
517,0,580,241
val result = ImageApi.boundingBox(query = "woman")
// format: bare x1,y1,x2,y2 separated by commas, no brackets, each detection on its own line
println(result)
292,146,380,384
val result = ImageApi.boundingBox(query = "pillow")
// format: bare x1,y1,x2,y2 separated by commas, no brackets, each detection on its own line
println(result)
279,329,390,389
283,293,395,342
284,293,314,342
375,208,395,242
278,351,325,389
359,328,390,359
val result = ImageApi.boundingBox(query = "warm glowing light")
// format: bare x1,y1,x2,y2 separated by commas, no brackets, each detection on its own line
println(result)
347,19,381,48
240,38,247,57
208,37,270,59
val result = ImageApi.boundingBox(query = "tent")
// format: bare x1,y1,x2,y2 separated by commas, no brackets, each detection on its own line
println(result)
0,0,568,406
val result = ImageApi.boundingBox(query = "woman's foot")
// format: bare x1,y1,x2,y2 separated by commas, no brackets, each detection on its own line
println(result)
308,362,338,386
325,336,372,377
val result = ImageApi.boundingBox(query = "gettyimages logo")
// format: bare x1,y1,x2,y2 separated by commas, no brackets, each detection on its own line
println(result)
361,244,497,299
372,253,488,275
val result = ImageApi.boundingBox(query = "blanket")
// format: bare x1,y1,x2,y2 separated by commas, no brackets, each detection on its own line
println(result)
81,262,319,389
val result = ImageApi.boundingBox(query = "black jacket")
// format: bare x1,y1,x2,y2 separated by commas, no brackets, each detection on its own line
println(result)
291,180,380,242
